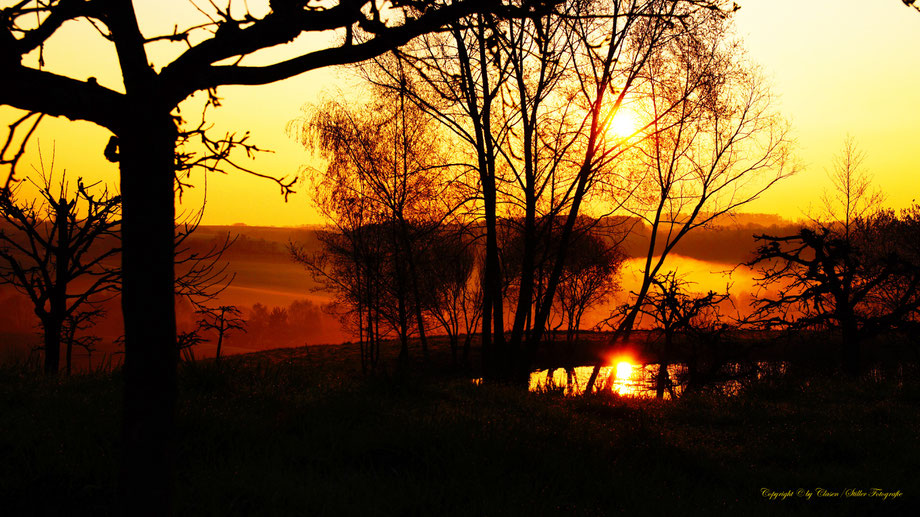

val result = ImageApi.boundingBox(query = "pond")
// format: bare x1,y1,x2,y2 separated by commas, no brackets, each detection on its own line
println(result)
528,361,789,398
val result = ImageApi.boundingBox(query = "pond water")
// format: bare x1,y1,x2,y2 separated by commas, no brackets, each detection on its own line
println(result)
528,361,789,398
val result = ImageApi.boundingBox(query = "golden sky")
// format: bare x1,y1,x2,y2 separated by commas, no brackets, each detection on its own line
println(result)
3,0,919,226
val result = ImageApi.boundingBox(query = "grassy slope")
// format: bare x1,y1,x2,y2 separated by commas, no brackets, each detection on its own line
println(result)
1,341,918,516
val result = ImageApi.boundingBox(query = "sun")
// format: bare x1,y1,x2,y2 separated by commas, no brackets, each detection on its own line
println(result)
607,108,640,139
615,361,634,380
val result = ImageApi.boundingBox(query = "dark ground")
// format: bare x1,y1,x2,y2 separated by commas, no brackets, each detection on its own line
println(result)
1,336,918,516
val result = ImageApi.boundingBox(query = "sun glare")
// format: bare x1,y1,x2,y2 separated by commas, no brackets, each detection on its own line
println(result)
615,361,634,380
607,108,639,139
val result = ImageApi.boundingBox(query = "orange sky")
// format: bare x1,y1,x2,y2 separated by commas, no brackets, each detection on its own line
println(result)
3,0,919,226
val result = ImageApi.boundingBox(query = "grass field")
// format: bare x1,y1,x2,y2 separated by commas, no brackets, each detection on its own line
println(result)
1,338,917,516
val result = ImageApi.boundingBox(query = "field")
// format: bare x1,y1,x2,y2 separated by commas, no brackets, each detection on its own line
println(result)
1,337,917,516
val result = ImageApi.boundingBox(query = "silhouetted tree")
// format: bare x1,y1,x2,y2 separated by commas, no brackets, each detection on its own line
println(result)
584,10,794,392
555,230,624,346
748,214,920,376
368,1,764,381
818,136,883,240
196,305,246,363
293,224,389,373
626,271,728,398
1,1,515,509
176,329,207,363
296,84,459,363
62,307,105,375
71,326,103,372
0,171,120,375
421,225,482,368
747,141,917,376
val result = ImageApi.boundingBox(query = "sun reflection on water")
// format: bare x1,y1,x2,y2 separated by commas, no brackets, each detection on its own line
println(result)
525,361,788,398
610,361,641,396
527,362,651,397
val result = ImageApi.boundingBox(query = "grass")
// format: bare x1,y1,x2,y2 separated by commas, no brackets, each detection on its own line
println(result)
1,342,918,516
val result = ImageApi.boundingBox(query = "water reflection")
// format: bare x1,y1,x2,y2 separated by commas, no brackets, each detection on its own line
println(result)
528,364,659,398
528,361,788,398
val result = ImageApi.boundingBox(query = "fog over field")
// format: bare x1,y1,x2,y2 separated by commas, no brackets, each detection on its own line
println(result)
0,213,797,369
219,212,793,332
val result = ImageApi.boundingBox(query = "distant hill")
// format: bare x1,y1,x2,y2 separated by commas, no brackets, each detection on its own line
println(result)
0,214,804,368
196,211,803,271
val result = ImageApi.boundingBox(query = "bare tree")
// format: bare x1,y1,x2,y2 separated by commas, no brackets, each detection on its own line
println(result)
625,271,728,398
176,328,207,363
62,307,105,375
584,9,794,392
297,88,457,363
71,327,104,372
748,211,920,376
363,0,725,379
0,169,120,375
819,136,884,239
0,167,233,375
291,197,389,374
196,305,246,363
746,140,911,376
1,1,518,508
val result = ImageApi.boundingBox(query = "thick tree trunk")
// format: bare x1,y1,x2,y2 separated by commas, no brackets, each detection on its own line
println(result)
118,109,178,516
42,318,61,375
66,337,73,376
481,179,505,378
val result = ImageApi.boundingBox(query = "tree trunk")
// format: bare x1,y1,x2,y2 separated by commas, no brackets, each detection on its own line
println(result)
215,332,224,363
392,226,410,364
401,223,429,360
584,300,646,393
47,200,70,375
481,180,505,378
42,318,62,375
66,337,73,376
462,332,472,371
358,304,366,375
509,204,536,360
656,331,673,400
118,108,178,516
